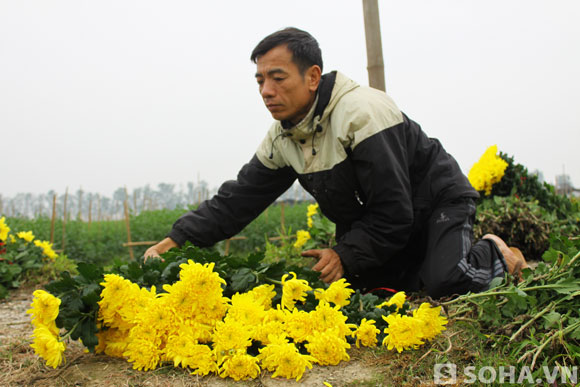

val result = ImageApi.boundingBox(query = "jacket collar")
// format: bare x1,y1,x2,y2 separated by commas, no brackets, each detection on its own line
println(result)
279,71,337,141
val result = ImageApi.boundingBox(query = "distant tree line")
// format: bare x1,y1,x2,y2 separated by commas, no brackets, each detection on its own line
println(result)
0,180,313,220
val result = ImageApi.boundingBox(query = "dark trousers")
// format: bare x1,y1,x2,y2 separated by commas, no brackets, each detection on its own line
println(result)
357,198,507,298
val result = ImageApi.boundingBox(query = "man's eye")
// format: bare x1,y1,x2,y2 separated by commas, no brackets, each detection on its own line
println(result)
274,77,284,82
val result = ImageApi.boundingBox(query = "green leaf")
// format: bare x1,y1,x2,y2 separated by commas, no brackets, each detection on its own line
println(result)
231,268,256,293
76,262,103,283
552,278,579,295
246,252,264,269
542,311,561,330
488,276,504,289
542,248,560,264
81,283,102,306
46,271,78,295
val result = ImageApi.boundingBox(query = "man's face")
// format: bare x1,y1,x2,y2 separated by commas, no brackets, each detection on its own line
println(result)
255,45,320,124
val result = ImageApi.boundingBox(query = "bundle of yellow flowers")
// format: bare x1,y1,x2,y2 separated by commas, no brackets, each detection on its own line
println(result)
27,290,66,368
0,217,11,241
379,292,448,353
293,230,311,249
306,203,319,228
468,145,508,195
30,264,448,381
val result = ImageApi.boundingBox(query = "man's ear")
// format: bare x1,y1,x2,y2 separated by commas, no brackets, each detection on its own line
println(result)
307,65,322,92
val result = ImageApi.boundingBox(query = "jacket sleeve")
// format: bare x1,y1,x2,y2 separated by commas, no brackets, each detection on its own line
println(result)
332,121,414,278
167,154,296,247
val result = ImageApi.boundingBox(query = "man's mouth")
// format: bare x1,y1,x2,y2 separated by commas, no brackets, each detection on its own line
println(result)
266,103,282,111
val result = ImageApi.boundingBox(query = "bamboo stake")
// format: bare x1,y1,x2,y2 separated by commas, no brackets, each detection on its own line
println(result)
362,0,386,92
133,191,137,216
123,188,134,260
62,188,68,252
77,189,83,221
280,202,286,235
123,241,158,247
224,236,247,256
97,194,101,236
49,194,57,244
88,196,92,231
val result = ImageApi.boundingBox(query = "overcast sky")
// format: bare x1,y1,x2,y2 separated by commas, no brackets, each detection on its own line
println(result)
1,0,579,199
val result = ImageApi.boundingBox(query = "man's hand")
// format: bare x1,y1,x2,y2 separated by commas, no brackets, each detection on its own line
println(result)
301,248,344,284
144,237,178,262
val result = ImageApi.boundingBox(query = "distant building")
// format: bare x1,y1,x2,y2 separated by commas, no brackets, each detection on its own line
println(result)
555,174,575,196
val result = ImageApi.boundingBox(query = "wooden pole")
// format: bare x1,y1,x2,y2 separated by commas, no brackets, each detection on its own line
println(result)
49,194,57,244
77,189,83,221
124,188,134,260
62,188,68,252
97,194,101,235
224,236,247,256
280,202,286,235
362,0,386,92
133,191,137,216
88,196,92,231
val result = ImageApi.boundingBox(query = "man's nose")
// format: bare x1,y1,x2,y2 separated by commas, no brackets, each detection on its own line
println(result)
261,79,275,99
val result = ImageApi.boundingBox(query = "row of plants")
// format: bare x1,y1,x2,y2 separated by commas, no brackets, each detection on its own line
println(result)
2,202,312,267
0,217,77,299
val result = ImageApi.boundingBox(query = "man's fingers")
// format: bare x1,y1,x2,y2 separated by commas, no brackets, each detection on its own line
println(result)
312,256,329,272
301,249,321,259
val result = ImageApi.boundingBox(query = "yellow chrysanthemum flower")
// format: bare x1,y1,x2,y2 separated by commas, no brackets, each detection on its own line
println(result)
33,240,58,260
164,325,217,373
377,291,406,312
413,303,448,341
95,327,130,358
212,320,253,359
17,231,35,243
382,313,424,353
293,230,311,248
218,352,261,381
258,338,316,381
225,293,266,329
30,326,66,369
123,337,162,371
314,278,355,308
468,145,508,195
305,330,350,366
247,284,276,310
0,217,10,241
27,290,61,334
306,203,319,228
353,318,380,348
285,308,315,343
306,203,319,218
309,301,355,338
281,272,312,310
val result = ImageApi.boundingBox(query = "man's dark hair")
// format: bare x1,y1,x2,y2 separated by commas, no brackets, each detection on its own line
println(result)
251,27,323,74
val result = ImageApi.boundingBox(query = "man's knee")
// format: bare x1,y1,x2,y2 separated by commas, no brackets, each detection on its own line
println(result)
422,266,470,299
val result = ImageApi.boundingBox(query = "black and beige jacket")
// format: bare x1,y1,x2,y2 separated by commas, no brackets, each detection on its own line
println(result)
168,72,478,284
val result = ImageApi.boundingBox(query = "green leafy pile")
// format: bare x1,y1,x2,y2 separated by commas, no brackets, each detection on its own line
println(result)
473,152,579,259
444,235,580,370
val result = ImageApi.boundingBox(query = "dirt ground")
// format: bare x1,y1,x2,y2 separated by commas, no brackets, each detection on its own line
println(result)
1,285,419,387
